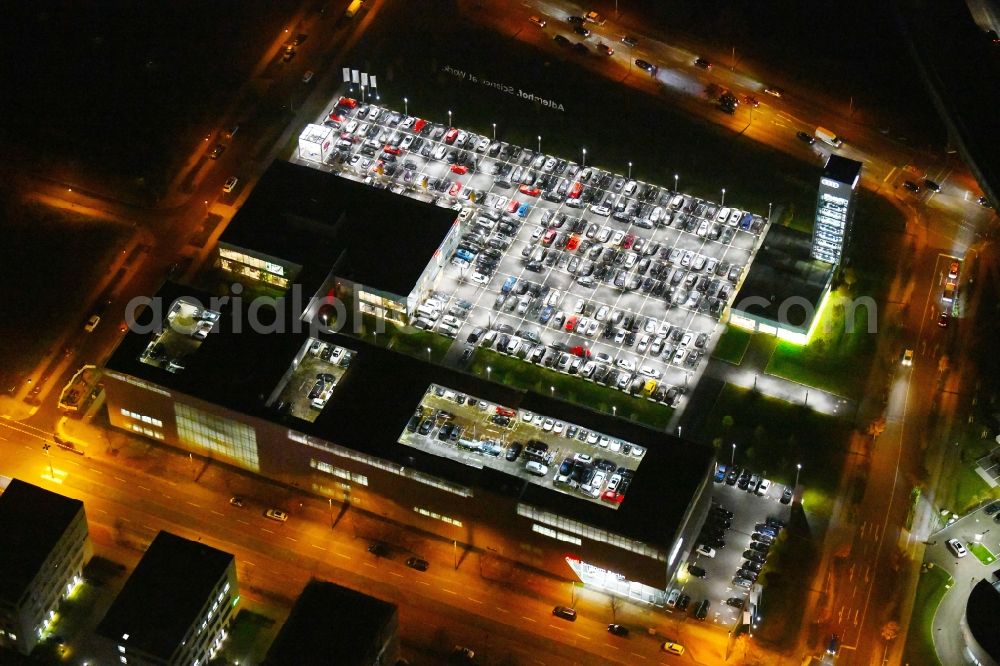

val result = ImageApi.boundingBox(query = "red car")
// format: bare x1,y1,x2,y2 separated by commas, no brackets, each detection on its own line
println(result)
564,315,578,332
569,345,591,358
383,145,402,156
336,96,359,109
566,234,580,251
328,111,345,123
413,118,427,132
622,234,635,249
541,229,557,246
568,181,583,199
602,489,624,503
448,181,462,196
496,406,516,417
519,184,541,197
450,164,468,175
444,128,459,144
507,199,520,214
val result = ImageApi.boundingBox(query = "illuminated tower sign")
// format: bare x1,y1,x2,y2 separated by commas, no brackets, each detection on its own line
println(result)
811,155,862,265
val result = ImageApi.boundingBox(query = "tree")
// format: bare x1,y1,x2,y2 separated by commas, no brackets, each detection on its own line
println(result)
608,596,621,623
722,415,735,433
867,417,887,440
881,620,900,641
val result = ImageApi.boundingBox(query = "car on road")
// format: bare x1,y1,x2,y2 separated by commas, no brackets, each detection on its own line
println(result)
405,556,429,571
946,538,968,558
621,35,638,47
764,86,784,97
903,180,920,193
948,261,960,279
223,176,239,193
924,179,941,193
229,496,244,507
265,508,288,522
635,59,656,73
694,57,712,69
367,543,390,557
662,642,685,655
596,43,614,56
209,143,226,159
552,605,577,621
607,623,628,636
84,314,101,332
902,348,914,366
572,25,591,37
796,131,815,145
687,564,707,578
985,501,1000,515
529,15,547,27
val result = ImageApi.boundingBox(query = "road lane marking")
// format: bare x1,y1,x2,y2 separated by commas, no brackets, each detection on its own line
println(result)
142,525,156,531
495,606,510,613
120,517,130,522
88,467,103,474
629,652,646,660
336,553,350,560
364,562,376,568
467,597,483,604
237,519,250,525
521,616,537,623
261,528,275,534
138,485,151,491
418,580,430,586
574,633,591,640
211,510,224,517
607,644,620,651
114,476,126,482
442,588,458,595
389,571,404,578
163,494,172,499
311,544,327,551
284,536,298,542
186,501,201,508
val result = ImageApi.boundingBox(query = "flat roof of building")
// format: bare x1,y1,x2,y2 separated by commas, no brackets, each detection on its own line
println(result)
0,479,84,606
732,224,834,331
106,282,714,548
219,159,457,295
967,580,1000,662
264,579,396,666
823,154,862,186
96,531,234,660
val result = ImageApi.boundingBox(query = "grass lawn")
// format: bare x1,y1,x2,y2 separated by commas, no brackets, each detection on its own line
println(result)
969,542,997,566
469,348,673,429
348,1,822,228
695,384,850,506
712,326,752,365
902,563,952,666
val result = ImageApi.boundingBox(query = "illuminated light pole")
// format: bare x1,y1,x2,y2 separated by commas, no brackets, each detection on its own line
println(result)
612,405,617,417
486,366,492,381
537,135,542,153
550,385,555,397
795,463,802,489
403,97,408,116
674,173,679,192
42,442,55,479
582,148,587,167
426,346,432,362
721,188,726,207
627,162,632,180
731,442,736,466
768,202,773,222
448,109,452,127
492,123,496,141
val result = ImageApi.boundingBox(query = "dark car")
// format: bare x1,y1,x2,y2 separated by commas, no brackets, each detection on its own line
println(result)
694,599,711,620
744,549,767,564
903,180,920,193
573,42,589,54
552,605,577,621
725,597,745,609
505,442,523,461
923,179,941,193
405,557,429,571
554,34,571,47
635,59,656,73
418,418,434,436
780,487,793,504
725,466,739,485
694,57,712,69
687,564,707,578
567,15,585,25
607,623,629,637
796,131,815,145
368,543,389,557
677,593,691,610
985,501,1000,515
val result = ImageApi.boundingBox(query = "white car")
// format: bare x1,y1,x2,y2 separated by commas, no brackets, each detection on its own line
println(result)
587,431,599,445
84,314,101,332
606,473,622,492
611,230,626,245
355,122,369,136
637,334,651,353
573,298,585,313
584,470,607,497
681,332,693,347
345,120,359,134
433,144,448,160
756,478,772,496
946,538,968,558
616,357,636,372
595,352,612,364
609,440,622,452
553,421,565,434
598,436,609,448
666,589,681,607
400,134,415,150
521,410,534,422
695,544,717,558
475,136,491,152
542,419,554,431
596,305,609,322
584,319,599,336
265,508,288,522
640,365,662,379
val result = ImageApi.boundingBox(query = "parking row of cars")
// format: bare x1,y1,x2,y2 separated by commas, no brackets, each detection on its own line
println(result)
714,463,792,504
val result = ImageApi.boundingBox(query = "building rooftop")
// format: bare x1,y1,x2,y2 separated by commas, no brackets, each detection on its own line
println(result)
264,579,396,666
96,531,234,660
0,479,84,606
967,579,1000,662
822,154,862,187
219,159,457,295
106,282,714,549
732,224,835,334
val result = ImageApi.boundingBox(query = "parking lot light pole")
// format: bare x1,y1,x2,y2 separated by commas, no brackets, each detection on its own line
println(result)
768,202,773,222
721,188,726,206
486,366,492,381
404,97,408,116
537,135,541,153
448,109,452,127
628,162,632,180
582,148,587,167
795,463,802,489
674,173,679,192
426,346,432,362
492,123,496,141
550,385,555,397
731,442,736,466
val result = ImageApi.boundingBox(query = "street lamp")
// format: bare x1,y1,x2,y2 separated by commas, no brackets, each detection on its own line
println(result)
404,97,408,116
582,147,587,167
628,162,632,179
721,188,726,206
731,442,736,466
426,346,431,361
612,405,617,417
550,385,555,397
486,366,492,381
767,202,773,222
673,173,679,192
795,463,802,489
537,135,542,153
42,442,55,479
492,123,496,141
448,109,452,127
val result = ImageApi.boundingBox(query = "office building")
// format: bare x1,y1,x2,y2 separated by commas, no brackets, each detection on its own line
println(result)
0,479,91,656
96,531,238,666
811,155,862,265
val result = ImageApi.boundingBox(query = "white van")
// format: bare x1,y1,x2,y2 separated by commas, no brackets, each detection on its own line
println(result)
525,461,548,476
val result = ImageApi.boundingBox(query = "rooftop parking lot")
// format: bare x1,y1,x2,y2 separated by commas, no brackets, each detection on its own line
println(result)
398,383,647,509
270,337,355,423
139,298,222,374
292,96,769,409
664,466,792,626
